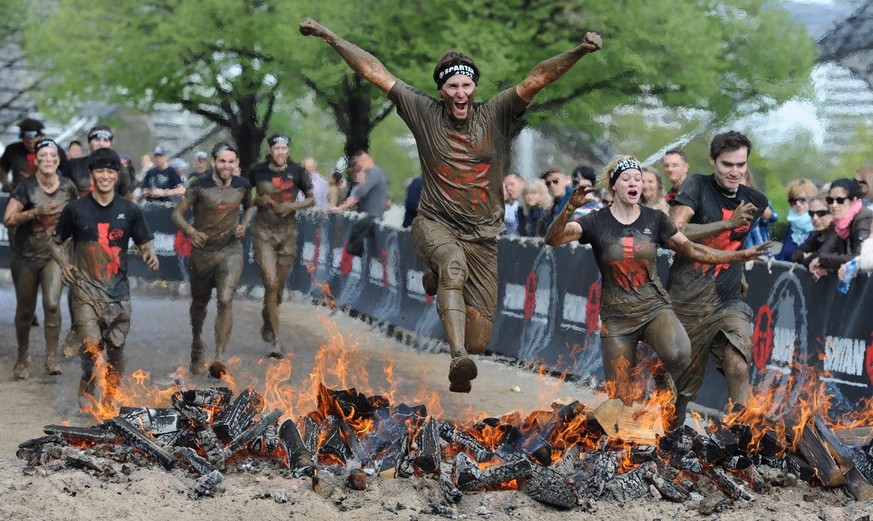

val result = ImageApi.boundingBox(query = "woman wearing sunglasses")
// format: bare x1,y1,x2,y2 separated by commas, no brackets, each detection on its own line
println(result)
808,179,872,279
776,179,818,262
791,194,833,269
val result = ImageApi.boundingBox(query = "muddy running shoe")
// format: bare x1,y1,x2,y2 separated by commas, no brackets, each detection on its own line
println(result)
208,359,228,379
13,359,29,380
448,355,477,394
422,269,438,297
268,341,285,360
45,360,62,376
190,340,208,375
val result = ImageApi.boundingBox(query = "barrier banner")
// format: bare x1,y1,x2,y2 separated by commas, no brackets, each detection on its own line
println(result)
2,195,871,413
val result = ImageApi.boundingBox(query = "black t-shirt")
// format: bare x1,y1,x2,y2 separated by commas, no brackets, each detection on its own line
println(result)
61,155,132,198
141,166,183,201
666,173,768,310
577,205,677,324
54,194,153,302
10,176,78,260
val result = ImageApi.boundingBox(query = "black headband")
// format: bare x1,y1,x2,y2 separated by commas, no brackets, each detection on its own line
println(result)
610,158,642,187
434,63,479,89
212,144,238,159
88,129,113,142
34,139,59,153
268,135,290,147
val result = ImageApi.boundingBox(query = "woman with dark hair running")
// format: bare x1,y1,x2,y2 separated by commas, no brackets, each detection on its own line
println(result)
3,139,78,379
545,156,770,430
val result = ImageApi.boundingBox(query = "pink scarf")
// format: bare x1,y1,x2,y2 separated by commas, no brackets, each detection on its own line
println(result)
835,199,864,240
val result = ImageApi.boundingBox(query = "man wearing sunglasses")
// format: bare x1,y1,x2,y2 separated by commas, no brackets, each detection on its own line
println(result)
541,168,574,230
666,131,769,422
61,125,133,200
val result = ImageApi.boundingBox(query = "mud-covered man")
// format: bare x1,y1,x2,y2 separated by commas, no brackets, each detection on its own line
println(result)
172,142,253,377
666,131,768,415
51,148,159,409
247,133,314,358
300,17,602,393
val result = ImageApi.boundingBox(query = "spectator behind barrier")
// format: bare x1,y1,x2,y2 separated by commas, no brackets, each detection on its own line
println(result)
518,179,551,238
791,194,833,270
808,179,872,278
777,178,819,262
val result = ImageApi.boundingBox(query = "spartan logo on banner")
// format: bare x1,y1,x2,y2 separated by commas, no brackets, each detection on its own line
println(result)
517,248,558,361
333,245,365,307
301,216,334,287
750,271,808,419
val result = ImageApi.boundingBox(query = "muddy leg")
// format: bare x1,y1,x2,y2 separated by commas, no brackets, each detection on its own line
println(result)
11,258,38,380
41,261,63,375
600,336,637,405
723,345,751,407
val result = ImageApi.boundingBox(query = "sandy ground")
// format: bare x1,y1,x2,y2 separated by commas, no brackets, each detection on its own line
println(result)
0,277,869,520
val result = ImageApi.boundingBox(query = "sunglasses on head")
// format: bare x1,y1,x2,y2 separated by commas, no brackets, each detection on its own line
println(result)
825,196,849,205
788,197,807,205
808,209,829,218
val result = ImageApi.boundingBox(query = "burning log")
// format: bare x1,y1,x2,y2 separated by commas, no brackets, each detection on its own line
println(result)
706,466,755,502
833,426,873,449
17,435,65,466
797,422,846,487
438,420,494,463
338,419,369,465
785,452,815,482
843,467,873,501
645,468,690,502
630,445,657,464
521,464,578,508
220,409,282,462
474,458,533,489
318,416,350,465
43,425,117,445
195,428,225,467
177,387,232,408
592,399,659,446
212,388,264,442
413,417,440,473
278,418,314,470
302,416,320,454
108,417,176,470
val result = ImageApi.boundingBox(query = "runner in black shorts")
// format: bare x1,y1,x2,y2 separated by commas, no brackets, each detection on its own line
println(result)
172,141,253,376
301,17,603,393
51,148,159,410
545,156,769,430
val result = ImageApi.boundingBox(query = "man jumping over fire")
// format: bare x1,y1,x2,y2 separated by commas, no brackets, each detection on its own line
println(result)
300,17,602,393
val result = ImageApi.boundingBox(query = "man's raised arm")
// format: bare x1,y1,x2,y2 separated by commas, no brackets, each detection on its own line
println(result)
300,18,397,95
516,32,602,103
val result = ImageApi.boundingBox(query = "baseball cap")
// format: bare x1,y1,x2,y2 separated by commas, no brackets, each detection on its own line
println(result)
171,158,190,170
153,145,166,156
195,150,208,160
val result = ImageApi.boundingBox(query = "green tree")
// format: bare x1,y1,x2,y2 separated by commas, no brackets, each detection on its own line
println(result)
26,0,305,172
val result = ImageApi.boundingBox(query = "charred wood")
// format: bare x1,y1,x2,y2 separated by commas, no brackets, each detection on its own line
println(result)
338,419,370,466
108,417,176,470
832,426,873,449
785,452,815,483
605,461,656,502
196,428,225,468
798,422,846,487
413,417,440,474
174,446,217,476
177,387,232,408
630,445,657,464
279,418,314,469
43,425,116,445
65,453,116,476
452,452,483,491
212,388,263,442
645,469,690,502
706,466,755,502
574,450,617,498
395,433,414,478
814,416,856,476
438,421,494,463
221,409,282,461
473,458,533,490
843,467,873,501
317,416,350,465
191,470,224,498
551,445,582,477
521,464,578,508
693,434,728,465
439,473,463,504
302,415,320,454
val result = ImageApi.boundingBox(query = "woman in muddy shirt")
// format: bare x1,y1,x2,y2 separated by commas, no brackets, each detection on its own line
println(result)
3,139,78,380
247,134,314,358
545,156,769,431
